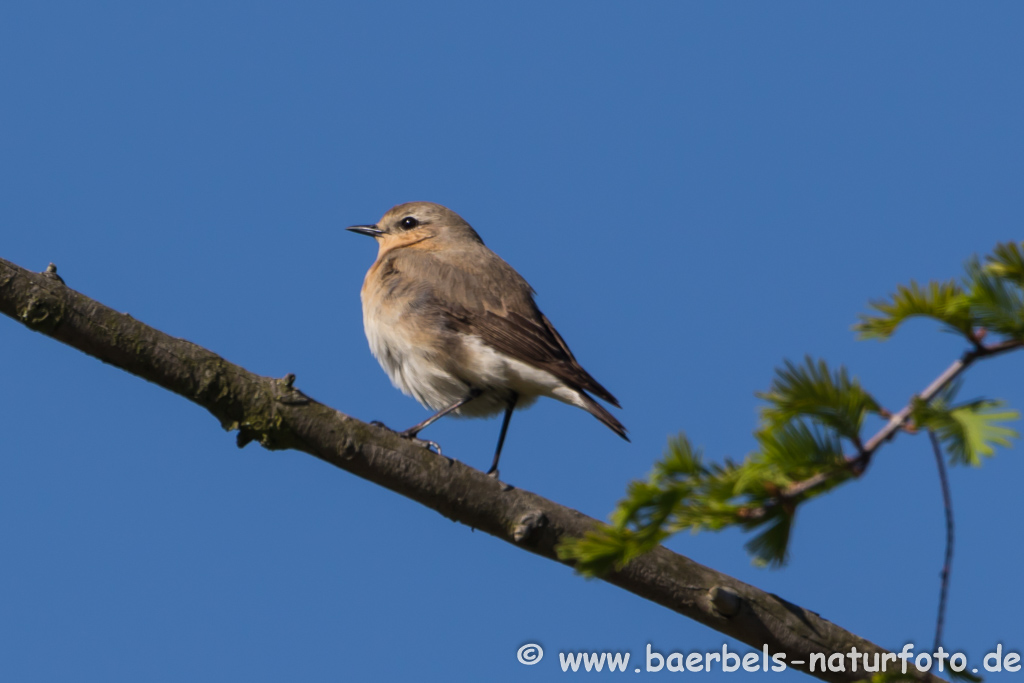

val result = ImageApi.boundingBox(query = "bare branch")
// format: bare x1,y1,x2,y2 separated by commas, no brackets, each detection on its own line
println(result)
0,256,941,683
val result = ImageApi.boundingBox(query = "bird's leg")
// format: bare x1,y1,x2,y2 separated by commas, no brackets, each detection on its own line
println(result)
400,388,483,441
486,392,518,478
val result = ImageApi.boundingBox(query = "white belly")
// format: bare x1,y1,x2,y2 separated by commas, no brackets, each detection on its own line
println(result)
363,307,467,412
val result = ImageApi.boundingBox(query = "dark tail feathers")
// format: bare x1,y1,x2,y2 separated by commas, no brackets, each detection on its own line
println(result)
578,392,629,442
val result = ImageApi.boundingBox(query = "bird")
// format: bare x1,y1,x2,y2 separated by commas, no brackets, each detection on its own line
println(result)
348,201,627,476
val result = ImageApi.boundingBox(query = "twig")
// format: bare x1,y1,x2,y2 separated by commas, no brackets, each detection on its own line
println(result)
928,430,954,652
744,339,1024,516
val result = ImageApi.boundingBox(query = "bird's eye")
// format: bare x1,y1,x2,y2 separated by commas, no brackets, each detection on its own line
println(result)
399,216,420,230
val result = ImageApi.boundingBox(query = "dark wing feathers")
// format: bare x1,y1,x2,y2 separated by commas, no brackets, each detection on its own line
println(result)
458,307,621,408
414,247,621,408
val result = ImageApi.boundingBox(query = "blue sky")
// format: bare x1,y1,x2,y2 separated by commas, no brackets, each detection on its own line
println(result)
2,2,1023,680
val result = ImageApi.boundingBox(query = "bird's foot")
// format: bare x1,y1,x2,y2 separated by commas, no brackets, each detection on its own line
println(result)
398,427,443,456
419,439,443,455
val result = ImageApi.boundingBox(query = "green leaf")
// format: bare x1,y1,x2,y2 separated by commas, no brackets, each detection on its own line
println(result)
965,256,1024,338
753,420,846,481
948,403,1018,465
758,357,879,442
560,426,859,574
913,397,1019,467
557,526,665,577
984,241,1024,288
858,243,1024,345
855,279,973,340
744,512,792,568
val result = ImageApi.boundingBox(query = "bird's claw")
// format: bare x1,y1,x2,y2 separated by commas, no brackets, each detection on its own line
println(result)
404,436,443,455
396,428,443,456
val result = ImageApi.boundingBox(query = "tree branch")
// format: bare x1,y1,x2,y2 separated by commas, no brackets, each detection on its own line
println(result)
0,256,940,683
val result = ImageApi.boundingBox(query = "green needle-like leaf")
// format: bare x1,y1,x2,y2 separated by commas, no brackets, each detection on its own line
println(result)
560,428,855,573
984,241,1024,288
759,357,879,442
745,512,792,569
965,256,1024,338
855,279,973,340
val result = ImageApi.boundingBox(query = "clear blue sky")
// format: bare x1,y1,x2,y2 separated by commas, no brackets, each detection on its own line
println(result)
3,2,1022,680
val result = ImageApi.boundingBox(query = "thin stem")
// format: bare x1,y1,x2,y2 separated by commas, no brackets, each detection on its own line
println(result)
929,430,954,652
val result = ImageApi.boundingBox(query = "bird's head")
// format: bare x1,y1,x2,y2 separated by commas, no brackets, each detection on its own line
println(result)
347,202,483,252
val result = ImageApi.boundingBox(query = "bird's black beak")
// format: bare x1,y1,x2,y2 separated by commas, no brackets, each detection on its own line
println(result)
347,224,384,237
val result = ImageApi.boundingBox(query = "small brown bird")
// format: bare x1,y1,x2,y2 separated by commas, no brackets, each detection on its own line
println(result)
348,202,627,476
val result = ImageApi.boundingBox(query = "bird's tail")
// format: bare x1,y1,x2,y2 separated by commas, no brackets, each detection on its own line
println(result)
578,392,629,442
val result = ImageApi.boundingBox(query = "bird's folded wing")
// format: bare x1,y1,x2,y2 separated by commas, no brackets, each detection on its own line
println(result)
405,247,621,407
442,303,621,408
